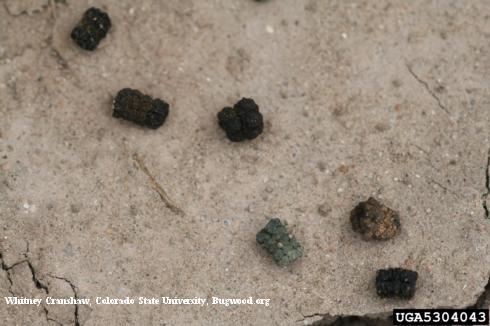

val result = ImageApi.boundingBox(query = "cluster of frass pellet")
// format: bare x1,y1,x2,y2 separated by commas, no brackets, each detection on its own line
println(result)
71,5,417,300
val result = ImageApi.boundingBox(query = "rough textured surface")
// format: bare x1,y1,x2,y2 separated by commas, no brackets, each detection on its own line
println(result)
1,0,490,325
350,197,401,241
256,218,303,266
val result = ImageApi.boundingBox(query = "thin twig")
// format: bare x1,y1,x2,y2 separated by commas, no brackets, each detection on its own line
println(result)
133,153,184,215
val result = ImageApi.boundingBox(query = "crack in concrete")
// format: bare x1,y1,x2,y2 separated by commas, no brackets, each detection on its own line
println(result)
44,305,63,326
471,277,490,309
310,315,391,326
429,178,459,197
23,241,49,295
0,253,16,296
49,274,81,326
45,36,69,70
0,254,59,324
482,149,490,219
406,64,450,115
297,312,328,325
26,260,49,294
299,278,490,325
133,152,185,216
0,244,82,325
45,0,69,70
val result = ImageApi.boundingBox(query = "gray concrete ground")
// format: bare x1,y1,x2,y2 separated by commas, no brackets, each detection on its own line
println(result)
1,0,490,325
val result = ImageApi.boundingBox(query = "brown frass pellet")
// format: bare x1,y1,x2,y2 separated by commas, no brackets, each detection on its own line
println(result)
375,268,418,299
113,88,169,129
350,197,400,240
71,7,111,51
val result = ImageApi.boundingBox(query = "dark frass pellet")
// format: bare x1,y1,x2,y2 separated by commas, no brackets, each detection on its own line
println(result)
113,89,169,129
256,218,303,266
71,7,111,51
350,197,400,240
376,268,418,299
217,98,264,142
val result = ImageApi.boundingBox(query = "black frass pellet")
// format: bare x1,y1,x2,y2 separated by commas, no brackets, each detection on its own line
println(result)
113,89,169,129
71,7,111,51
375,268,418,299
217,98,264,142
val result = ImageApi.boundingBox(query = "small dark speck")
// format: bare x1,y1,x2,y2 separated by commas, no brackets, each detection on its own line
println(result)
130,204,138,216
70,204,81,214
434,85,445,93
375,123,389,132
318,203,332,217
317,161,327,172
392,79,402,88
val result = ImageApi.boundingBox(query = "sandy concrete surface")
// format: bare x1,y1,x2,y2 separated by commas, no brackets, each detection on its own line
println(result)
1,0,490,325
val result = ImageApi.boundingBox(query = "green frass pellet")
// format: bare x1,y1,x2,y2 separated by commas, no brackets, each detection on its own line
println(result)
256,218,303,266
